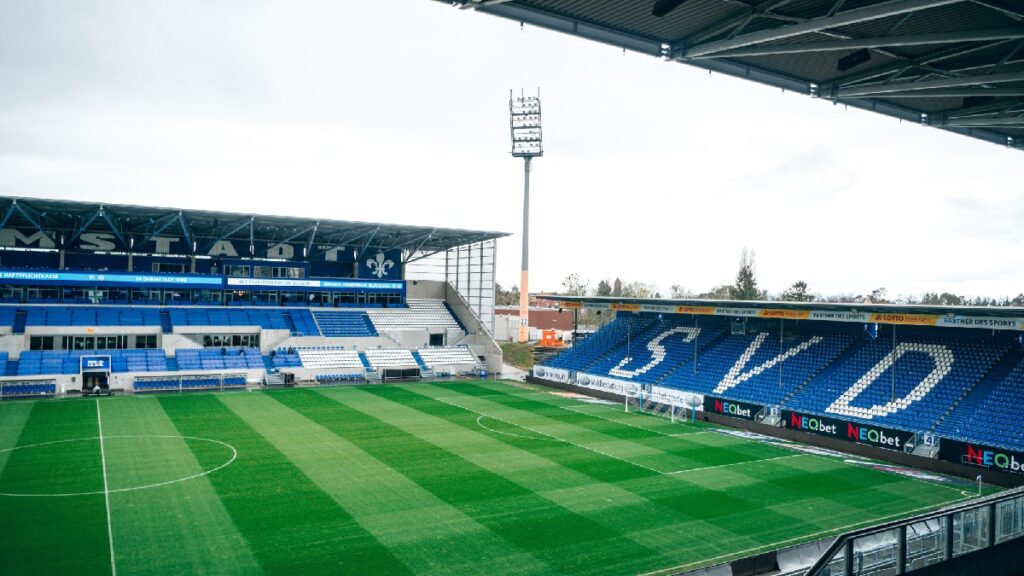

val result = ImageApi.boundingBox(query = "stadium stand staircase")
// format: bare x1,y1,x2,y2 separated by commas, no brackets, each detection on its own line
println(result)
654,327,732,387
282,312,298,334
778,338,868,405
4,359,17,376
929,347,1023,434
358,353,372,370
412,351,429,371
12,309,26,334
159,309,173,334
165,356,179,372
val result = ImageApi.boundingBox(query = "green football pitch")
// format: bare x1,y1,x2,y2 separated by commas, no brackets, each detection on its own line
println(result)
0,380,984,576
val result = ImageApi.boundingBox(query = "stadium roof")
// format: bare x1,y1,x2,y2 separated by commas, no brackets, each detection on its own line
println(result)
0,196,508,260
443,0,1024,151
541,294,1024,319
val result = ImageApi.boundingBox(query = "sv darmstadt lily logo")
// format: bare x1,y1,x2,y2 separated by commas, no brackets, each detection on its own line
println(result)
366,252,395,279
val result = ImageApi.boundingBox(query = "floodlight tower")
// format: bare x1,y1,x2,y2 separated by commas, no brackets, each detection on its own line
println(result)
509,89,543,343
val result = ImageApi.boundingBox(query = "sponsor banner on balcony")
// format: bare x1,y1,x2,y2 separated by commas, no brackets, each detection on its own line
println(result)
867,313,939,326
807,310,873,322
571,301,1024,332
638,304,677,314
781,410,916,451
704,395,764,421
532,366,570,384
674,306,716,315
575,373,641,397
939,439,1024,476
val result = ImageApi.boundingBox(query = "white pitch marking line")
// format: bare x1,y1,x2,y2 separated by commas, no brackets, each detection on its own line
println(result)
664,453,806,475
561,405,710,437
434,395,667,474
96,399,117,576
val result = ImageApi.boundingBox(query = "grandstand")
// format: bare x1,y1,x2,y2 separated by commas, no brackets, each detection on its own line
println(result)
535,299,1024,459
0,196,503,391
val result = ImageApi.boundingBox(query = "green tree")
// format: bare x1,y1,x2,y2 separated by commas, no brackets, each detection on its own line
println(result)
781,280,814,302
670,284,692,299
595,279,612,297
621,282,661,299
561,273,590,296
728,248,764,300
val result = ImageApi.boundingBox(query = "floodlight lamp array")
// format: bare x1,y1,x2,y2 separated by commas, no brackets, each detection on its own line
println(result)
510,95,543,157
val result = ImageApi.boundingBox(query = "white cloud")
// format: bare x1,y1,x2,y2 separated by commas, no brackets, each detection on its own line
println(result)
1,0,1022,299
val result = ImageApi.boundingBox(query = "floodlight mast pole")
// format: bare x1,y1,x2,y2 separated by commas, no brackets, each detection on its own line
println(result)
509,89,543,344
520,156,532,344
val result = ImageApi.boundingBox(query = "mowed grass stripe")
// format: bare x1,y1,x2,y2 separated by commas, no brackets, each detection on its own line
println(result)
158,394,413,576
418,382,793,473
0,400,111,576
98,396,263,576
365,384,831,570
334,385,790,573
276,388,677,576
220,392,558,576
400,383,969,567
0,401,34,471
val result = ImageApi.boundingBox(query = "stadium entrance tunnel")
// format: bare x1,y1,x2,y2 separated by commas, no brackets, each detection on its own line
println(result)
0,435,237,497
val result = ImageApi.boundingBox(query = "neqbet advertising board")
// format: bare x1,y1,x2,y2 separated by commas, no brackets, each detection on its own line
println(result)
782,410,916,452
940,439,1024,476
703,396,764,421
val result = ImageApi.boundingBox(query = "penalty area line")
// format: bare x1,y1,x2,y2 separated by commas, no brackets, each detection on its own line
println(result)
432,395,668,474
96,399,117,576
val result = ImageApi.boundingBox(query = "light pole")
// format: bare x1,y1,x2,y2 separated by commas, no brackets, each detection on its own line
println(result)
509,89,543,343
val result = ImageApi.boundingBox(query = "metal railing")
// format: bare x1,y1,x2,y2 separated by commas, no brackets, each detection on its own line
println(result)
804,485,1024,576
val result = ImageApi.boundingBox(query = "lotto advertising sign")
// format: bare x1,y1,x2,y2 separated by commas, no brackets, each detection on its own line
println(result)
532,366,570,384
940,439,1024,476
782,410,916,451
703,396,763,421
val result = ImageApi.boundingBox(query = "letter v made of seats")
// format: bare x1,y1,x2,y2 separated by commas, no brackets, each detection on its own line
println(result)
713,333,824,395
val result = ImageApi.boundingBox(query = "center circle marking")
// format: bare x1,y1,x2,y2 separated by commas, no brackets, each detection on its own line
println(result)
0,435,237,497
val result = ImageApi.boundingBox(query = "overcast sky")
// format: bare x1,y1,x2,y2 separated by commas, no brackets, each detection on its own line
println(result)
1,0,1022,300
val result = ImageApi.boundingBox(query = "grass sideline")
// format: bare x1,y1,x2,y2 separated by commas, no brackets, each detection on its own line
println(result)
0,381,987,576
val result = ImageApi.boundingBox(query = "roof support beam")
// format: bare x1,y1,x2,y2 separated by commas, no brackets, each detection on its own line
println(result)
177,212,193,252
972,0,1024,21
862,87,1024,97
305,221,319,257
683,0,965,58
0,201,18,231
401,229,436,264
11,201,57,247
200,217,253,254
827,39,1013,88
835,70,1024,97
141,212,180,246
356,226,381,260
65,207,102,247
99,208,128,248
946,97,1024,118
683,0,797,45
308,226,379,259
691,27,1024,58
938,115,1024,126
